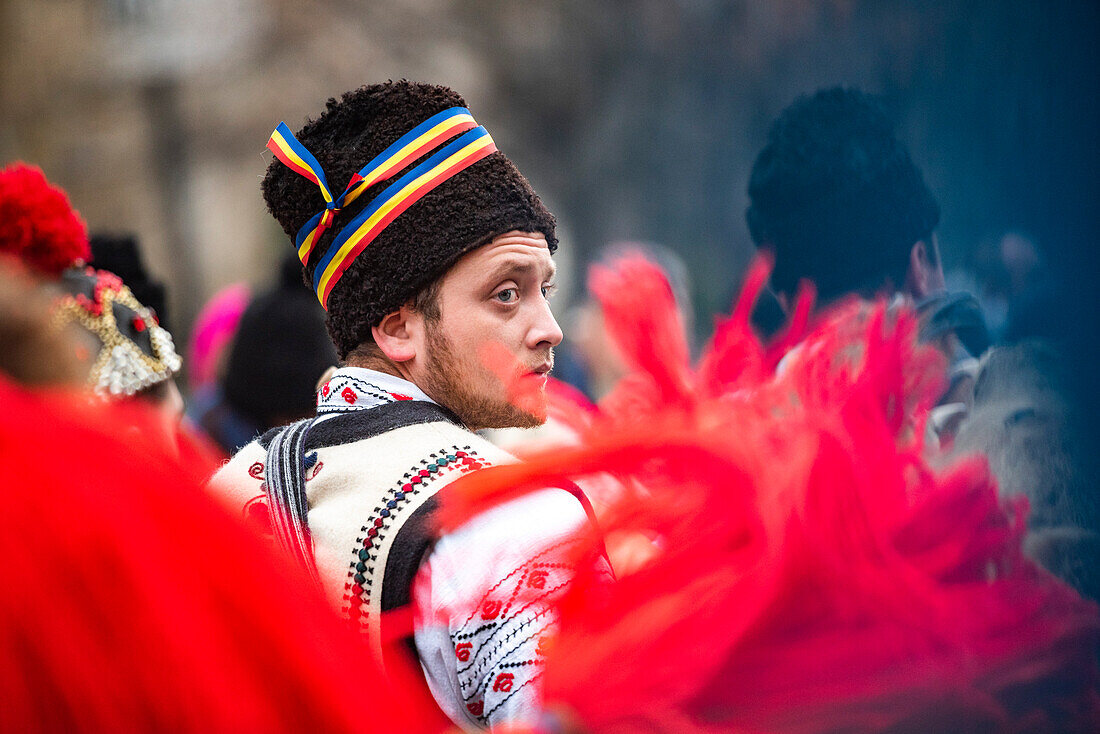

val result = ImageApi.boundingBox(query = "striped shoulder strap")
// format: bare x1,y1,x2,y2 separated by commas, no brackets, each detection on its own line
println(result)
263,418,322,585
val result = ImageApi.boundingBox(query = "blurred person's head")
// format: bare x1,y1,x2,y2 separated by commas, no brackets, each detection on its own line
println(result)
221,256,337,431
0,163,183,418
999,230,1043,295
747,87,943,306
89,232,171,334
262,81,561,430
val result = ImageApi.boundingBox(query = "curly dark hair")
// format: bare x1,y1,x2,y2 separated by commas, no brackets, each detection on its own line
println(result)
262,80,557,359
746,87,940,302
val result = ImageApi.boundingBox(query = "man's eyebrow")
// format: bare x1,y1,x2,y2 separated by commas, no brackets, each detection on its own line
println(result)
483,258,556,284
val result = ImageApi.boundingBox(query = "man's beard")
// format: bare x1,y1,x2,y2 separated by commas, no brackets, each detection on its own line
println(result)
420,321,549,431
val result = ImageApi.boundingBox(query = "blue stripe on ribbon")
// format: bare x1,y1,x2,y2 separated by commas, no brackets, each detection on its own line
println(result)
294,210,326,252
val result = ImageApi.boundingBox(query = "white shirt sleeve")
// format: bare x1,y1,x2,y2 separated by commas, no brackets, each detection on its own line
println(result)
413,488,590,731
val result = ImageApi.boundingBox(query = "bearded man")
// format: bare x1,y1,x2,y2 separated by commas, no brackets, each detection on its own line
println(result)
210,81,597,731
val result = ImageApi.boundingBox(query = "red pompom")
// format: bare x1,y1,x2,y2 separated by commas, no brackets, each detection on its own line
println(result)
0,163,89,275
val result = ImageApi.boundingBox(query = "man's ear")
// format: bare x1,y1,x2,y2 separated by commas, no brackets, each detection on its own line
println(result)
371,305,421,363
907,239,938,299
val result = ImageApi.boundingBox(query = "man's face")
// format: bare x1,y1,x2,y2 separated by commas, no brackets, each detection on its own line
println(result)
410,231,562,430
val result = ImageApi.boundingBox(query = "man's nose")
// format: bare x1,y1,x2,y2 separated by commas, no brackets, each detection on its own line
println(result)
527,298,564,350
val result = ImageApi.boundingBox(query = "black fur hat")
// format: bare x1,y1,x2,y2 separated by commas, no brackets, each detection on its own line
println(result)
746,87,940,301
223,255,338,430
262,80,557,359
89,233,170,333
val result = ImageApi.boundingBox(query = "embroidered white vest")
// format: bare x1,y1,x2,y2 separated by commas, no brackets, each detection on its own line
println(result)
210,400,515,661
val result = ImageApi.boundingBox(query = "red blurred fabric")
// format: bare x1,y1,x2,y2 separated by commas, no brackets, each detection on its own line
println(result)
0,377,449,733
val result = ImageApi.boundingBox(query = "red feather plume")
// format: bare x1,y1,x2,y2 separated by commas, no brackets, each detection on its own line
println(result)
437,253,1100,733
590,254,695,417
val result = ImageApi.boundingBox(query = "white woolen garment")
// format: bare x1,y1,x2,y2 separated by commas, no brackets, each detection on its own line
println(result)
208,367,591,731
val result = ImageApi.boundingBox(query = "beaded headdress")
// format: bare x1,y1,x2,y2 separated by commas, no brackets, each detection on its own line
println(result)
54,266,182,396
0,162,181,396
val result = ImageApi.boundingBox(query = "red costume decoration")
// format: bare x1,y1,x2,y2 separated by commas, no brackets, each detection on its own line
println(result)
0,163,89,275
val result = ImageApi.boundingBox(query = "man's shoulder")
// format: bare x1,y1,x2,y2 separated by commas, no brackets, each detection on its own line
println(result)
207,437,269,513
207,405,507,496
306,401,469,450
238,401,479,457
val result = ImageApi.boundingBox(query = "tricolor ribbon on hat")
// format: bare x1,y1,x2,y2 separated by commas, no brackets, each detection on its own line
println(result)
266,106,483,282
312,125,496,308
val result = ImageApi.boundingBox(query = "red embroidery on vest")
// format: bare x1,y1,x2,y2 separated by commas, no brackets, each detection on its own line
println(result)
341,387,357,404
492,672,514,692
389,392,412,401
455,642,472,661
248,461,264,479
321,382,331,398
466,701,484,717
527,569,548,589
306,461,323,480
481,600,503,619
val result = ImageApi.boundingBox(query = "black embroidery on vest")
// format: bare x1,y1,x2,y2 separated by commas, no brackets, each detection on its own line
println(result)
342,445,490,634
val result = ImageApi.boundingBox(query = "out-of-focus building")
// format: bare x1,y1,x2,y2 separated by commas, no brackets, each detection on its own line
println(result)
3,1,1096,361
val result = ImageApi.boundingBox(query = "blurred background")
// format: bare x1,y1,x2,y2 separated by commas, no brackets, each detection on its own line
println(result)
2,0,1097,376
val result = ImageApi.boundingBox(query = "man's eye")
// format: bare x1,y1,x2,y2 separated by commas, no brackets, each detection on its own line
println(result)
541,284,557,299
495,288,518,303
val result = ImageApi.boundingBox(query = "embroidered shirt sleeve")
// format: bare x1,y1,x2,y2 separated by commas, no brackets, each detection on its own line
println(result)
413,488,589,731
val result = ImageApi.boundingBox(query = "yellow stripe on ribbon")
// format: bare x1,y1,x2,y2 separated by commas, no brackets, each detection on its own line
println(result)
352,112,476,195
